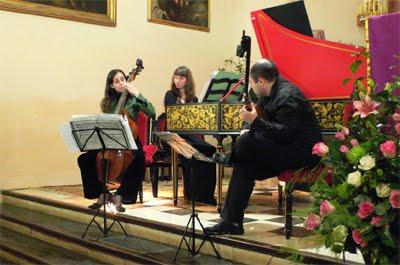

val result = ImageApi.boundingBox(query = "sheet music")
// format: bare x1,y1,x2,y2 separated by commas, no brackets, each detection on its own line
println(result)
59,123,80,152
67,114,137,152
155,132,212,163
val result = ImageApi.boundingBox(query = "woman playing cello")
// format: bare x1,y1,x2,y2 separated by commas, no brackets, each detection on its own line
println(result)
77,68,155,212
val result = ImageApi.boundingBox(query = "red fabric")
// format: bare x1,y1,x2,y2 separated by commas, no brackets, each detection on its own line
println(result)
143,144,158,165
278,167,333,185
342,102,354,127
137,111,149,146
158,117,166,132
251,10,367,100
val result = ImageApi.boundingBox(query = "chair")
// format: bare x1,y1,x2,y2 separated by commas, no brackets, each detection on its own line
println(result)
277,157,333,239
136,111,157,203
276,102,349,239
147,113,181,198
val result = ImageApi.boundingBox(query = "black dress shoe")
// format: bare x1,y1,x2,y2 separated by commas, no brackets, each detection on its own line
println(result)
204,219,244,235
212,153,232,167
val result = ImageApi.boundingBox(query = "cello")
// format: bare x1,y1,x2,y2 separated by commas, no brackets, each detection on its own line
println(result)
96,59,144,186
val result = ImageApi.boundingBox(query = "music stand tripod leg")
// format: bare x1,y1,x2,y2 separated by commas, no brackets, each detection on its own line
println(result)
82,207,102,239
82,152,110,238
173,157,220,262
81,128,128,239
194,215,221,258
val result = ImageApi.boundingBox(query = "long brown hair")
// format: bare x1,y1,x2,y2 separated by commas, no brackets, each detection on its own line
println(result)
170,66,196,103
100,69,126,113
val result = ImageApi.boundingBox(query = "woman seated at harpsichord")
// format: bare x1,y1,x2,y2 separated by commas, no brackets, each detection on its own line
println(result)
163,66,217,205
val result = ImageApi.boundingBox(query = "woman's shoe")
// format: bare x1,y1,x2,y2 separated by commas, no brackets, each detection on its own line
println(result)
88,193,111,209
112,195,126,212
122,198,137,205
115,205,126,212
88,202,102,209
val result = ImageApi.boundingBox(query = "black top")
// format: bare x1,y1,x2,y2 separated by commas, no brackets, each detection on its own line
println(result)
250,76,322,165
164,90,198,105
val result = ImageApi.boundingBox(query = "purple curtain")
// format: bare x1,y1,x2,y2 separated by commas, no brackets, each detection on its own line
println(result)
368,12,400,94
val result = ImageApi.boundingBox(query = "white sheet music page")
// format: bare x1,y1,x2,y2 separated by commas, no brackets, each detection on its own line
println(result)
68,114,137,151
59,123,80,152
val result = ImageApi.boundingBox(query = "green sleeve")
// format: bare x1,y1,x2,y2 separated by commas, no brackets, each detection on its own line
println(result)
124,93,156,120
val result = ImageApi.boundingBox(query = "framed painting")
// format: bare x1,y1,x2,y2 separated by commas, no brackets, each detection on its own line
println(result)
148,0,209,32
0,0,116,27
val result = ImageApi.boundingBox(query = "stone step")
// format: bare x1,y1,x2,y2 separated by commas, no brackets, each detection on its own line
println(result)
0,190,352,265
0,226,106,265
0,202,234,264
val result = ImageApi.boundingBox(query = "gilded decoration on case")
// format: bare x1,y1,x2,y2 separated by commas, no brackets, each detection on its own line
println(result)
311,101,346,131
166,104,218,132
221,103,244,131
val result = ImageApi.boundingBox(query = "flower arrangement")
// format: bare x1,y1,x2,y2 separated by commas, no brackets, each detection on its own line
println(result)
305,53,400,264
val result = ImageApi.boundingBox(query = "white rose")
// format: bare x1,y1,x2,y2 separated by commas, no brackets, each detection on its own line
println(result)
347,171,362,187
376,183,391,198
358,155,375,171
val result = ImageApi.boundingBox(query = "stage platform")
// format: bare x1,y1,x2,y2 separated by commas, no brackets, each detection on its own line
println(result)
0,179,365,264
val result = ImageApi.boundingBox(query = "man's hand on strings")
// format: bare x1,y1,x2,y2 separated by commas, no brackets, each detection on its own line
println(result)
241,103,257,124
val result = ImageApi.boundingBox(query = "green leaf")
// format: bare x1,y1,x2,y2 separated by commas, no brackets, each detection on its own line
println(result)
357,80,366,93
363,232,377,241
342,77,351,86
367,78,376,89
350,60,362,73
382,238,396,248
375,201,390,215
389,182,400,189
331,243,344,253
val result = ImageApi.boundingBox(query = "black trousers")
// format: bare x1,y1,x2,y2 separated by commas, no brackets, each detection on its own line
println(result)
77,149,145,203
221,131,301,223
180,135,216,204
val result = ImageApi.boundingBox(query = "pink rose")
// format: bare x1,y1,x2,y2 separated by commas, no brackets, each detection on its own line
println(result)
357,201,374,219
334,127,349,141
352,230,367,247
389,190,400,208
380,140,397,159
305,212,321,230
392,113,400,122
340,145,349,153
320,200,336,217
312,142,329,157
370,216,384,227
395,123,400,135
335,131,346,141
350,139,359,147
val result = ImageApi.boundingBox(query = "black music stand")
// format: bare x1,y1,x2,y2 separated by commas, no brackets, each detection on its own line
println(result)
70,116,132,239
155,132,221,261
